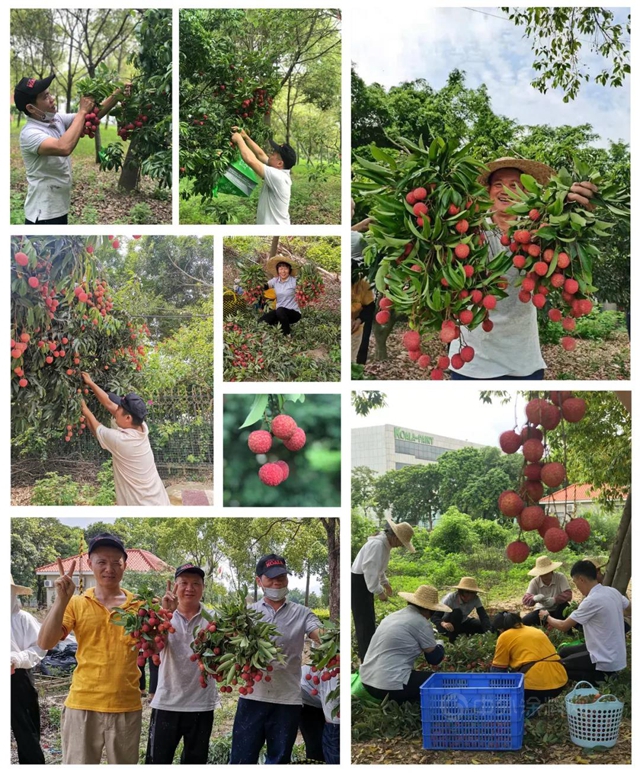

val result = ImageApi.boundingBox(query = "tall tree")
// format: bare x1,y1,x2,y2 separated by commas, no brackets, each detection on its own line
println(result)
375,465,442,529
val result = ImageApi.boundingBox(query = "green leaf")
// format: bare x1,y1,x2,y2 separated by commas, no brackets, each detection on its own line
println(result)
239,395,268,429
519,174,541,193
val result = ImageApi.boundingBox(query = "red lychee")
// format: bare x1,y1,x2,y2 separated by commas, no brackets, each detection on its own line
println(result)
538,515,560,537
540,462,565,488
403,331,421,351
522,439,544,463
549,391,572,407
565,517,591,543
544,527,569,553
548,308,562,322
561,336,576,351
520,425,543,442
284,428,306,452
561,397,586,423
258,463,284,487
523,463,542,481
506,540,530,563
499,490,525,518
376,311,391,325
271,414,297,440
460,345,474,363
274,460,290,482
454,244,470,260
248,430,272,454
518,506,545,531
15,252,29,267
520,480,545,503
499,430,521,455
417,354,431,369
564,278,579,295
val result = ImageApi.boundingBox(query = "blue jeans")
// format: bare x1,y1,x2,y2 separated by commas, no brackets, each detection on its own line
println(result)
322,721,340,764
230,698,302,764
450,368,545,381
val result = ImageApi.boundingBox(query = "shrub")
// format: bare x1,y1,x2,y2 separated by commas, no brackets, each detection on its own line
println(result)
429,508,476,554
32,472,80,506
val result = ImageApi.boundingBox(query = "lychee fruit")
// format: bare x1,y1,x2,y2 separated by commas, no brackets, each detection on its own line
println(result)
561,336,576,351
482,295,497,310
520,425,543,442
548,308,562,322
379,297,393,310
482,318,494,332
564,278,579,295
15,252,29,267
459,309,473,325
540,462,565,488
258,463,284,487
455,219,469,234
454,244,470,260
375,311,391,325
460,346,474,363
540,403,561,431
538,515,560,538
451,353,464,370
561,397,586,423
565,518,591,543
518,506,545,531
274,460,290,482
513,230,531,244
525,398,551,425
506,540,530,564
28,277,40,289
271,414,297,440
437,355,450,370
498,490,525,518
521,479,545,503
18,378,28,388
499,430,521,455
417,354,431,369
248,430,272,454
430,368,444,380
284,428,306,452
549,391,572,407
513,255,526,269
523,463,542,481
544,527,569,553
556,252,570,269
522,439,544,463
403,331,421,351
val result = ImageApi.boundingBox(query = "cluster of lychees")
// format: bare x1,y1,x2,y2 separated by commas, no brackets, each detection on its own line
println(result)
112,599,176,668
247,414,306,487
305,655,340,696
497,393,590,563
80,111,100,139
295,265,325,308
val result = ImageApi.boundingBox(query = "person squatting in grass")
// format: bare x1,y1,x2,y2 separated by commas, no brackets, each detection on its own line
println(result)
11,576,46,764
431,577,492,643
37,534,142,765
145,564,219,765
540,560,630,684
359,585,448,704
449,158,597,380
230,127,296,225
14,73,128,226
351,518,416,661
229,554,321,765
298,661,340,764
258,257,301,336
79,372,170,506
490,611,567,718
521,555,572,627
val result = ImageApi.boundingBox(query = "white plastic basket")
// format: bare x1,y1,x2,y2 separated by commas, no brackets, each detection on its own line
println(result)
565,680,624,749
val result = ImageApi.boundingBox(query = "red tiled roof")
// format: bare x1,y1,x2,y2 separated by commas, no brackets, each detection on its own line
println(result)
539,483,599,504
36,549,169,574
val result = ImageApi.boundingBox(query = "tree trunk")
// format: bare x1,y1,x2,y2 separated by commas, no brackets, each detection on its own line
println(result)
603,491,631,594
118,140,140,190
321,518,339,622
269,237,279,257
373,314,398,360
304,560,311,607
94,123,102,163
285,79,292,144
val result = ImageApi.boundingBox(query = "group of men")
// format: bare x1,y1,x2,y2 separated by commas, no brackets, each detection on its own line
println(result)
11,535,339,765
352,522,630,704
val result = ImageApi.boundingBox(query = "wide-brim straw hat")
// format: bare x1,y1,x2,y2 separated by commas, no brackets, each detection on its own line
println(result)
265,256,298,277
449,577,484,594
528,556,563,577
399,585,451,613
584,556,609,570
385,516,416,553
11,575,32,595
477,157,556,187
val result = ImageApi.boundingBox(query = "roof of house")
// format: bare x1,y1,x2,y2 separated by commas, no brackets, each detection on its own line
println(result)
36,549,169,575
539,483,600,505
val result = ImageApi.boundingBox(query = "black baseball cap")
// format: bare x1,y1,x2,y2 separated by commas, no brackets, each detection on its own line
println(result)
269,140,297,169
107,392,147,421
88,532,127,558
256,554,290,578
175,563,205,580
14,74,56,113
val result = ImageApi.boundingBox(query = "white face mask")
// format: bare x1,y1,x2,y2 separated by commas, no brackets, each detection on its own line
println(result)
262,586,289,601
29,105,55,123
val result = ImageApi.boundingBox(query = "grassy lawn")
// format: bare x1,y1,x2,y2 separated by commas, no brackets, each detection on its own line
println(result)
10,119,171,225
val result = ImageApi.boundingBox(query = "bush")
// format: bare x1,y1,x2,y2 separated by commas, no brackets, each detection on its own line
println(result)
539,308,626,345
32,473,80,506
429,508,476,554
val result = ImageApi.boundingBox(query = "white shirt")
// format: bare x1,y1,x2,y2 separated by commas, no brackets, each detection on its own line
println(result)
449,228,547,377
300,664,339,724
360,605,437,690
151,604,221,712
526,572,571,609
11,596,46,669
256,166,291,225
268,276,299,312
19,113,76,221
351,533,391,595
570,584,629,672
96,422,170,506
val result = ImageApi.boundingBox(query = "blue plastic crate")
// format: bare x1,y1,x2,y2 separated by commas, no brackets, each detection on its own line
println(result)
420,672,525,751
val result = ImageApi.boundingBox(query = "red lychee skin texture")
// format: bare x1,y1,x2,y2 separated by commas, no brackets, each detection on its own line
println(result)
520,425,543,442
538,515,560,537
544,527,569,553
525,398,551,425
248,430,272,454
549,391,572,407
379,297,393,310
523,463,542,481
522,438,544,463
417,354,431,369
561,397,586,423
565,517,591,543
271,414,297,440
561,336,576,351
520,480,545,503
518,506,545,531
403,331,421,351
499,490,525,518
482,295,497,310
499,430,521,454
376,311,391,325
514,230,531,245
540,462,565,488
437,355,450,370
274,460,290,482
258,463,284,486
548,308,563,323
451,353,464,370
459,310,473,325
540,403,561,431
412,187,427,201
506,541,530,563
513,255,526,269
408,349,421,362
460,345,475,363
564,278,579,294
284,428,306,452
413,202,428,216
454,244,470,259
482,318,494,332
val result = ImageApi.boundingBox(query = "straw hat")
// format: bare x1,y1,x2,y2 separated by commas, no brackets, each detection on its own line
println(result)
11,575,32,595
584,556,609,570
449,577,484,594
398,585,451,613
385,516,416,553
265,256,298,277
477,157,556,188
528,555,563,577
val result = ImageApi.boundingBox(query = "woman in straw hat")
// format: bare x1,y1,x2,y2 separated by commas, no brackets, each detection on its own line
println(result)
491,611,567,717
11,575,46,764
431,577,491,642
351,517,416,660
449,159,597,380
360,585,449,703
522,555,572,626
259,256,301,336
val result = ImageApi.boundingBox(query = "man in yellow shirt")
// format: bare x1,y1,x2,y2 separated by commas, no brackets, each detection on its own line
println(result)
37,534,142,764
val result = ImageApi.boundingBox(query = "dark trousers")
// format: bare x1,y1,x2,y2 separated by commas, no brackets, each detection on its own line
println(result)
230,698,302,764
322,721,340,764
560,643,619,684
11,668,46,764
363,670,431,704
450,368,545,381
435,607,485,643
145,707,214,764
299,703,325,762
260,307,301,335
139,656,159,693
522,602,570,627
25,214,68,225
351,572,375,661
356,303,375,364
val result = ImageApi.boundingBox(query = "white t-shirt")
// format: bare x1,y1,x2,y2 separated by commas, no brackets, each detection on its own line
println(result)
11,597,46,670
570,584,629,672
449,228,547,378
256,165,291,225
300,664,340,724
268,276,299,312
360,605,437,690
351,533,391,596
95,422,170,506
19,113,76,221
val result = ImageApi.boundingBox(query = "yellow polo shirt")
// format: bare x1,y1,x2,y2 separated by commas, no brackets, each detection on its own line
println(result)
62,587,142,712
492,625,567,692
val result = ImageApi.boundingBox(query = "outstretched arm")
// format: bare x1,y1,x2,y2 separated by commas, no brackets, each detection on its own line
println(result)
81,372,119,415
80,400,101,437
96,84,130,121
231,132,265,178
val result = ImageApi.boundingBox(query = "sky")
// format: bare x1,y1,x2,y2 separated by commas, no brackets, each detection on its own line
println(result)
351,6,630,146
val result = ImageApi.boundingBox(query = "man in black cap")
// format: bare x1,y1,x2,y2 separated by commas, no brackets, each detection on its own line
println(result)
230,127,296,225
37,534,143,764
14,73,125,225
79,372,170,506
146,564,220,764
230,554,321,765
